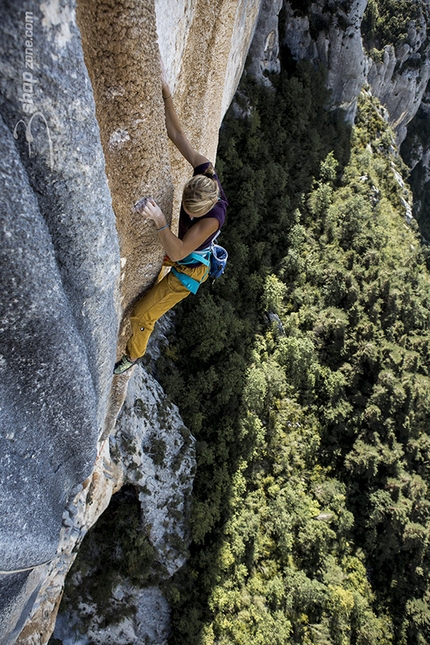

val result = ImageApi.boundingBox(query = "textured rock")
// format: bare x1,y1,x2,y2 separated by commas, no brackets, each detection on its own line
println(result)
76,0,172,316
220,0,265,114
282,0,368,121
13,441,123,645
399,86,430,240
77,0,265,436
0,0,265,643
0,0,119,640
0,571,43,645
403,88,430,175
54,587,170,645
247,0,284,84
281,0,430,138
325,0,368,118
366,6,430,144
154,0,263,117
75,0,174,439
51,363,195,645
114,365,196,576
158,0,264,231
368,44,430,144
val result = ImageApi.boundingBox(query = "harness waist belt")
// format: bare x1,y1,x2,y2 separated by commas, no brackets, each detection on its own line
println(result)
175,248,211,267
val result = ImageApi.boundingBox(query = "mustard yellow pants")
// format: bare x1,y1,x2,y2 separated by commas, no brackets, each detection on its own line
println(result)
126,261,209,360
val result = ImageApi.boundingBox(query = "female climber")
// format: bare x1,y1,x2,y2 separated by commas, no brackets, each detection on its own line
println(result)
114,69,228,375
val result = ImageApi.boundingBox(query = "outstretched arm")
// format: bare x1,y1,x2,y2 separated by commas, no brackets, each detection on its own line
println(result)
161,63,209,169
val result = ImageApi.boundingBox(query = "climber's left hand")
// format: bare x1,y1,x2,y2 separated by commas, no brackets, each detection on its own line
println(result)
142,198,167,229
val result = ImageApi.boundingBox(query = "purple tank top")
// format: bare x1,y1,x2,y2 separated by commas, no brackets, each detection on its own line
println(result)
178,162,228,251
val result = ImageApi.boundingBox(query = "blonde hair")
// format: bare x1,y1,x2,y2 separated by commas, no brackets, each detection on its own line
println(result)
182,164,220,216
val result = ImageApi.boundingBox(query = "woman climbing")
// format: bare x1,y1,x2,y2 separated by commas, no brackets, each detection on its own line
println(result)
114,67,228,375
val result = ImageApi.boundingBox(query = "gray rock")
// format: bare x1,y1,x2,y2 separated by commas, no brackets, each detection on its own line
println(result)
368,45,430,145
0,571,43,645
0,113,97,569
281,0,430,138
53,586,171,645
325,0,368,120
114,364,196,577
0,0,119,638
282,0,368,122
53,363,195,644
247,0,283,84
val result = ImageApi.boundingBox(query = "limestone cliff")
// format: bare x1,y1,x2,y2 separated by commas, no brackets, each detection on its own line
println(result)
0,1,119,641
282,0,430,143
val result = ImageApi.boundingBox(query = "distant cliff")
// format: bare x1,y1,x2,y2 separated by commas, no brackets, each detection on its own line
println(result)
281,0,430,143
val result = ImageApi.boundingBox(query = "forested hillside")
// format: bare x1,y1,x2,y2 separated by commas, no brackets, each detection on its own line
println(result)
156,62,430,645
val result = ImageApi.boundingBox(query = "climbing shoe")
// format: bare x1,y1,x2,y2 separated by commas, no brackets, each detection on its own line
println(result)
113,354,137,375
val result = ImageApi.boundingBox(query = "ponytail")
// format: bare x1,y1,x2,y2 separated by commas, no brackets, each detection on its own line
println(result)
203,163,216,179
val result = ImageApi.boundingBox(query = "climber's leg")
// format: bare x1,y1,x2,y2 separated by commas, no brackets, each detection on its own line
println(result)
126,272,188,359
125,262,208,360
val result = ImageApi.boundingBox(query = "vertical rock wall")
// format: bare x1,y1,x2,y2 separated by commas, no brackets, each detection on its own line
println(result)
246,0,283,83
282,0,368,121
368,45,430,144
76,0,173,311
0,1,119,642
154,0,264,224
75,0,175,437
0,0,265,643
282,0,430,141
77,0,264,436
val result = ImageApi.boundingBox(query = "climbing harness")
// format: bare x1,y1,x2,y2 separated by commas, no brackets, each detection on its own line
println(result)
172,234,228,294
171,248,211,294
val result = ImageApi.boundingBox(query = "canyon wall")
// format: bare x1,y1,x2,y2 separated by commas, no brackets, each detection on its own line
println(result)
0,1,119,641
0,0,265,643
282,0,430,143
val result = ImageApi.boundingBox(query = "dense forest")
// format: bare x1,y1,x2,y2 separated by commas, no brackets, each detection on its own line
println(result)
55,3,430,644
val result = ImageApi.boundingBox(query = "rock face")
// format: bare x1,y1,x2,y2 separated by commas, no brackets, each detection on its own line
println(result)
367,43,430,143
404,88,430,177
52,362,196,645
0,0,265,643
399,86,430,240
7,439,123,645
282,0,430,141
0,1,119,642
247,0,284,83
54,587,171,645
114,365,195,577
154,0,263,119
282,0,368,121
75,0,264,436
